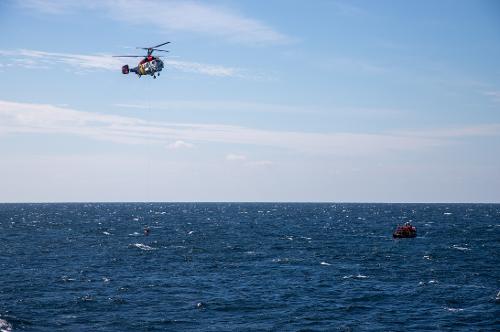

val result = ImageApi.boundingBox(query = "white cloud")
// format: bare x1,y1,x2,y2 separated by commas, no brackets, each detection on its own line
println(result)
114,100,311,114
226,154,247,161
167,140,194,149
393,125,500,138
483,91,500,103
20,0,77,14
251,160,274,166
166,59,238,77
0,49,242,77
332,2,369,18
113,103,150,110
1,100,499,157
19,0,291,45
322,56,387,74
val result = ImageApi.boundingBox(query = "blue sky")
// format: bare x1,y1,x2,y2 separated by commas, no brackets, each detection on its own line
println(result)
0,0,499,202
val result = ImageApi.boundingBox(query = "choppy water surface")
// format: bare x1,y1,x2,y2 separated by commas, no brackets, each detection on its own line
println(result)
0,203,499,331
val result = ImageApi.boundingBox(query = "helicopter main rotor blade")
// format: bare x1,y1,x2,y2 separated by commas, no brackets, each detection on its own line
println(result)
135,48,169,53
112,55,144,57
137,42,170,50
152,41,170,48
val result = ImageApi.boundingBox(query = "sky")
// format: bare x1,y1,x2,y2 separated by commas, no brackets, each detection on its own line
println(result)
0,0,499,203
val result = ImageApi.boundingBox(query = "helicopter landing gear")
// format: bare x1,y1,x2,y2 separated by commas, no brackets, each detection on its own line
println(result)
153,75,156,79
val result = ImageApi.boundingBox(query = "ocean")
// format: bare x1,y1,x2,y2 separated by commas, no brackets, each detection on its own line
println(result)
0,203,498,331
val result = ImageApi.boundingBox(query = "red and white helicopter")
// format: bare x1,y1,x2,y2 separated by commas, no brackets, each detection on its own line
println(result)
113,42,170,79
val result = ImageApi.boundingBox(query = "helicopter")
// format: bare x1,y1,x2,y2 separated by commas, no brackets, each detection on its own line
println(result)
113,42,170,79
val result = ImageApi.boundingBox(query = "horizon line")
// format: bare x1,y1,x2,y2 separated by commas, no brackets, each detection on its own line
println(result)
1,201,498,205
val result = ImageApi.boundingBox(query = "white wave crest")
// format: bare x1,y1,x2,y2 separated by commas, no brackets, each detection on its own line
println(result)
61,275,75,282
445,307,464,312
452,245,470,251
272,257,290,263
0,319,12,332
343,274,368,279
131,243,155,251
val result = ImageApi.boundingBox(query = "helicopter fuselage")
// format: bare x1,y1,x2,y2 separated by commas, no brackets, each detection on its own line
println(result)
122,56,164,78
114,42,169,79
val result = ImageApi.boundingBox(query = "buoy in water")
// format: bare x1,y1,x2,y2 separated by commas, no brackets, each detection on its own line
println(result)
393,222,417,238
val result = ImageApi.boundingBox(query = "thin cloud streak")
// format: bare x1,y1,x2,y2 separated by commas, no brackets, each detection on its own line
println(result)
167,140,195,149
322,56,387,74
113,101,405,119
250,160,274,166
0,49,241,77
166,59,238,77
2,100,499,156
393,125,500,138
114,100,313,114
483,90,500,104
19,0,291,45
226,154,247,161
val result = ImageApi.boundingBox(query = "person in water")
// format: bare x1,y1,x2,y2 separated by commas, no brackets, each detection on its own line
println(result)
144,227,150,236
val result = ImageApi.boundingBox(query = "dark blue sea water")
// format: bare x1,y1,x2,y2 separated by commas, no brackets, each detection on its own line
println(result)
0,203,499,331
